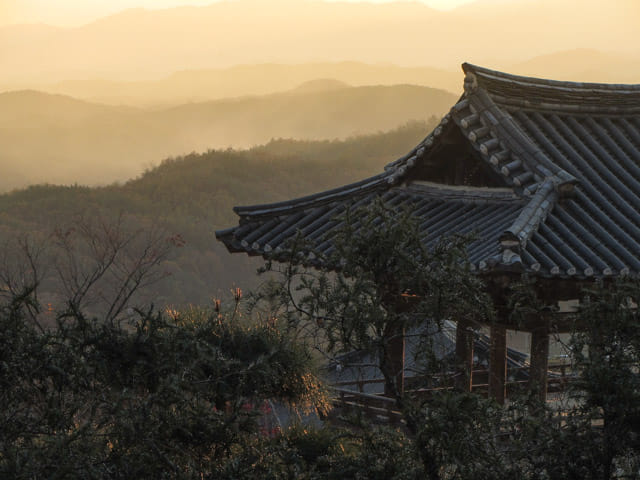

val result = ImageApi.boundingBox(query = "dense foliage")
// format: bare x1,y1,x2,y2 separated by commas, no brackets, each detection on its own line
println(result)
0,291,327,479
1,197,639,478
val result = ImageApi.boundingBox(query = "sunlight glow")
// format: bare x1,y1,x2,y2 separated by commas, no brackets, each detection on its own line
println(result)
2,0,484,26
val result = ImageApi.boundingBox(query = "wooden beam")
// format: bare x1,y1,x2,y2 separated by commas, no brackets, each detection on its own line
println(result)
488,325,507,404
482,273,593,305
529,320,550,401
488,311,578,333
455,319,474,392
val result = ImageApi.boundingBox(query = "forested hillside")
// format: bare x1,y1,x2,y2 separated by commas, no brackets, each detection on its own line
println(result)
0,120,434,307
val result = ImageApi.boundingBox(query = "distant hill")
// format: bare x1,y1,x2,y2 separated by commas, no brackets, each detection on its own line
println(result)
290,79,351,93
0,83,455,192
1,0,638,86
0,90,135,127
0,121,434,306
36,63,460,107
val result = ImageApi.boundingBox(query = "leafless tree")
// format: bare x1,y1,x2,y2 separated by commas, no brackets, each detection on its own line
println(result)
0,213,178,327
0,235,48,331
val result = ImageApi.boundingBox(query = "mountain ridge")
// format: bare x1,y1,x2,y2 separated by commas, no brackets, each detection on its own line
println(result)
31,62,460,107
0,82,455,192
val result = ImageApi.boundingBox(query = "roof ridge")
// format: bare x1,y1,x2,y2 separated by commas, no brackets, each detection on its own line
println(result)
462,63,640,114
404,181,521,203
462,63,640,93
450,95,531,189
232,171,390,219
451,82,578,194
500,179,558,250
478,179,559,273
384,111,454,175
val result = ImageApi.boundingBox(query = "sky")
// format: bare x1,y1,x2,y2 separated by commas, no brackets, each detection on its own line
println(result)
1,0,482,26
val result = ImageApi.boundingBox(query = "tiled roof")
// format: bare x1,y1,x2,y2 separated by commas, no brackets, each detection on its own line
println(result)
217,64,640,280
218,181,523,264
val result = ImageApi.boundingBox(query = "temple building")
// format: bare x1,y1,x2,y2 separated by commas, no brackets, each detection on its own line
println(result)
217,63,640,403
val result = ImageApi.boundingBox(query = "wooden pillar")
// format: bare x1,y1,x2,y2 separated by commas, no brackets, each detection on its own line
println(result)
529,320,550,401
455,319,474,392
384,327,405,396
488,325,507,404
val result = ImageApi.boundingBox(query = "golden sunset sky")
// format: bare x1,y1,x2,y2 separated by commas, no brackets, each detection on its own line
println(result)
2,0,485,26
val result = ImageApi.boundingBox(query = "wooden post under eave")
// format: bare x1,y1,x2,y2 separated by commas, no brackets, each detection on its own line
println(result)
488,325,507,404
385,327,405,396
529,320,550,401
455,319,474,392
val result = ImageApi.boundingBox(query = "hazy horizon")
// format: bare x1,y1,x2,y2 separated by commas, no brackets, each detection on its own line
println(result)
2,0,637,86
2,0,483,27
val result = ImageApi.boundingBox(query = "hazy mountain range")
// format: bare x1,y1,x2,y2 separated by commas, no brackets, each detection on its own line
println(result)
2,0,638,87
15,49,637,108
0,82,455,192
35,63,461,107
2,0,638,194
2,47,639,191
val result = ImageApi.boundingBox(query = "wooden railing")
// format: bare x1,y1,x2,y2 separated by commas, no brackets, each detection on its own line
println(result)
332,387,403,424
330,364,575,424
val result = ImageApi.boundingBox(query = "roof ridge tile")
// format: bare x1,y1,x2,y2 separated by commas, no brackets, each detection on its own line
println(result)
500,179,558,250
462,63,640,113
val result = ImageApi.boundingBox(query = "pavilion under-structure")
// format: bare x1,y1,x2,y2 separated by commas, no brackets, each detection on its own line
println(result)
217,63,640,404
